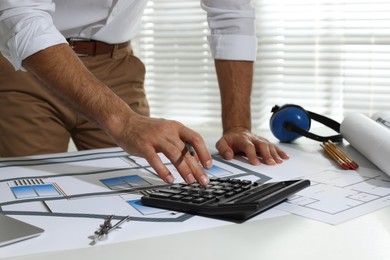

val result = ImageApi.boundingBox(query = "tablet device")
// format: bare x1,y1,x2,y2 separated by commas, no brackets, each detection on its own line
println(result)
0,214,44,247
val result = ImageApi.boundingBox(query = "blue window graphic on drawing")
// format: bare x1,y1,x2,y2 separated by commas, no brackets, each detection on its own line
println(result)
128,199,167,215
100,175,152,190
11,184,61,199
203,165,232,177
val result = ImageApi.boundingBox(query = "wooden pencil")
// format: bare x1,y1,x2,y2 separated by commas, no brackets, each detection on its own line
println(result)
320,143,350,170
326,141,359,170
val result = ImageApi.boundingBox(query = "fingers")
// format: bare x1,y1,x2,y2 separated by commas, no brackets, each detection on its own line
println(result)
217,131,289,166
146,139,210,187
185,135,213,170
253,139,279,165
274,145,289,160
180,132,212,186
116,117,212,186
170,141,210,186
183,152,210,186
216,138,234,160
240,140,262,165
146,151,175,184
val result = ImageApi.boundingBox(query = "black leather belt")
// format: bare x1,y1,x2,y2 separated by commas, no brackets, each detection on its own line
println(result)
67,38,130,56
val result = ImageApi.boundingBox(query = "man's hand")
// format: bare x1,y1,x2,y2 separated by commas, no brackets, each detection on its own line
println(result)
216,127,289,165
213,60,288,166
23,44,212,186
111,114,212,186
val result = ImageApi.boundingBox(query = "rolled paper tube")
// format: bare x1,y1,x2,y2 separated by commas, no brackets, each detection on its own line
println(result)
340,113,390,176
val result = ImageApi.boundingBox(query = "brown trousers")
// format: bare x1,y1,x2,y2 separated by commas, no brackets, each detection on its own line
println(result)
0,46,149,157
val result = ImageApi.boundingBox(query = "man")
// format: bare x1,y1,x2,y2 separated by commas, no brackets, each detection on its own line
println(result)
0,0,288,186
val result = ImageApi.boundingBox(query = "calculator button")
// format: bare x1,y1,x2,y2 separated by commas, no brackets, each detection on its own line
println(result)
159,188,182,194
241,184,252,190
223,187,234,192
190,188,202,193
180,191,190,196
234,188,243,194
240,180,252,185
202,194,216,200
190,193,201,198
202,188,215,194
170,195,183,200
217,183,230,188
190,183,201,187
181,196,194,202
228,179,241,184
170,184,183,190
213,190,226,196
225,191,235,197
149,192,172,199
192,197,208,204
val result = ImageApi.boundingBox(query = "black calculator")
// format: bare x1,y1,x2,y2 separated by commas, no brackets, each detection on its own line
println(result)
141,177,310,222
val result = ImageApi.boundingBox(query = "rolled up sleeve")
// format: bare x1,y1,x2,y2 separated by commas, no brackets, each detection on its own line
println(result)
201,0,257,61
0,0,67,70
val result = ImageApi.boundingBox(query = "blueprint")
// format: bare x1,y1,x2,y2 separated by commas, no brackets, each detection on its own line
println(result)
0,148,278,258
276,166,390,224
0,144,389,258
229,143,390,224
0,149,271,222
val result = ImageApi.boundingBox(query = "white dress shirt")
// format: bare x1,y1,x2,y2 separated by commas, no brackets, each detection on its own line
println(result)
0,0,257,70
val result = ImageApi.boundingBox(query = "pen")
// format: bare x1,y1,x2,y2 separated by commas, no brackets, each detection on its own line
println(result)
185,142,195,156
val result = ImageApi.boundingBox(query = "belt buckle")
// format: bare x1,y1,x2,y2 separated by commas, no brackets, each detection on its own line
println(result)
67,37,93,57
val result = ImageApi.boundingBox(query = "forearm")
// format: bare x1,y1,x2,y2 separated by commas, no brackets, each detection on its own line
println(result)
22,43,134,138
214,59,254,133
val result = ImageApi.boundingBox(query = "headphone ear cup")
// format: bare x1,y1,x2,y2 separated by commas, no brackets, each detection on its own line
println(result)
270,105,311,142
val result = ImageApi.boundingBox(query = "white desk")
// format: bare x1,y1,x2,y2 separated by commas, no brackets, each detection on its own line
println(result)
3,135,390,260
6,207,390,260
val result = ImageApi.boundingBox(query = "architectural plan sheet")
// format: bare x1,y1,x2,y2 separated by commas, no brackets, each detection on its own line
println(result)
0,143,389,258
230,143,390,225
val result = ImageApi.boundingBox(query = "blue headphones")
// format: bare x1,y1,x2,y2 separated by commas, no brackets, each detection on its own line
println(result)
270,104,343,143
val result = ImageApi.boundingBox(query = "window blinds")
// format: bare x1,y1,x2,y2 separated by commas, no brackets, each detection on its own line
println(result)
132,0,221,135
133,0,390,133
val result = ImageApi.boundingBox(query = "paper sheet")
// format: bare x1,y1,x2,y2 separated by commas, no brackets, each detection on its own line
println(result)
0,149,282,258
0,145,389,258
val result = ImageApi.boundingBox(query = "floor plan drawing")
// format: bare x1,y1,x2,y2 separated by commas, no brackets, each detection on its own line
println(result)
0,149,270,224
1,145,389,258
276,167,390,224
